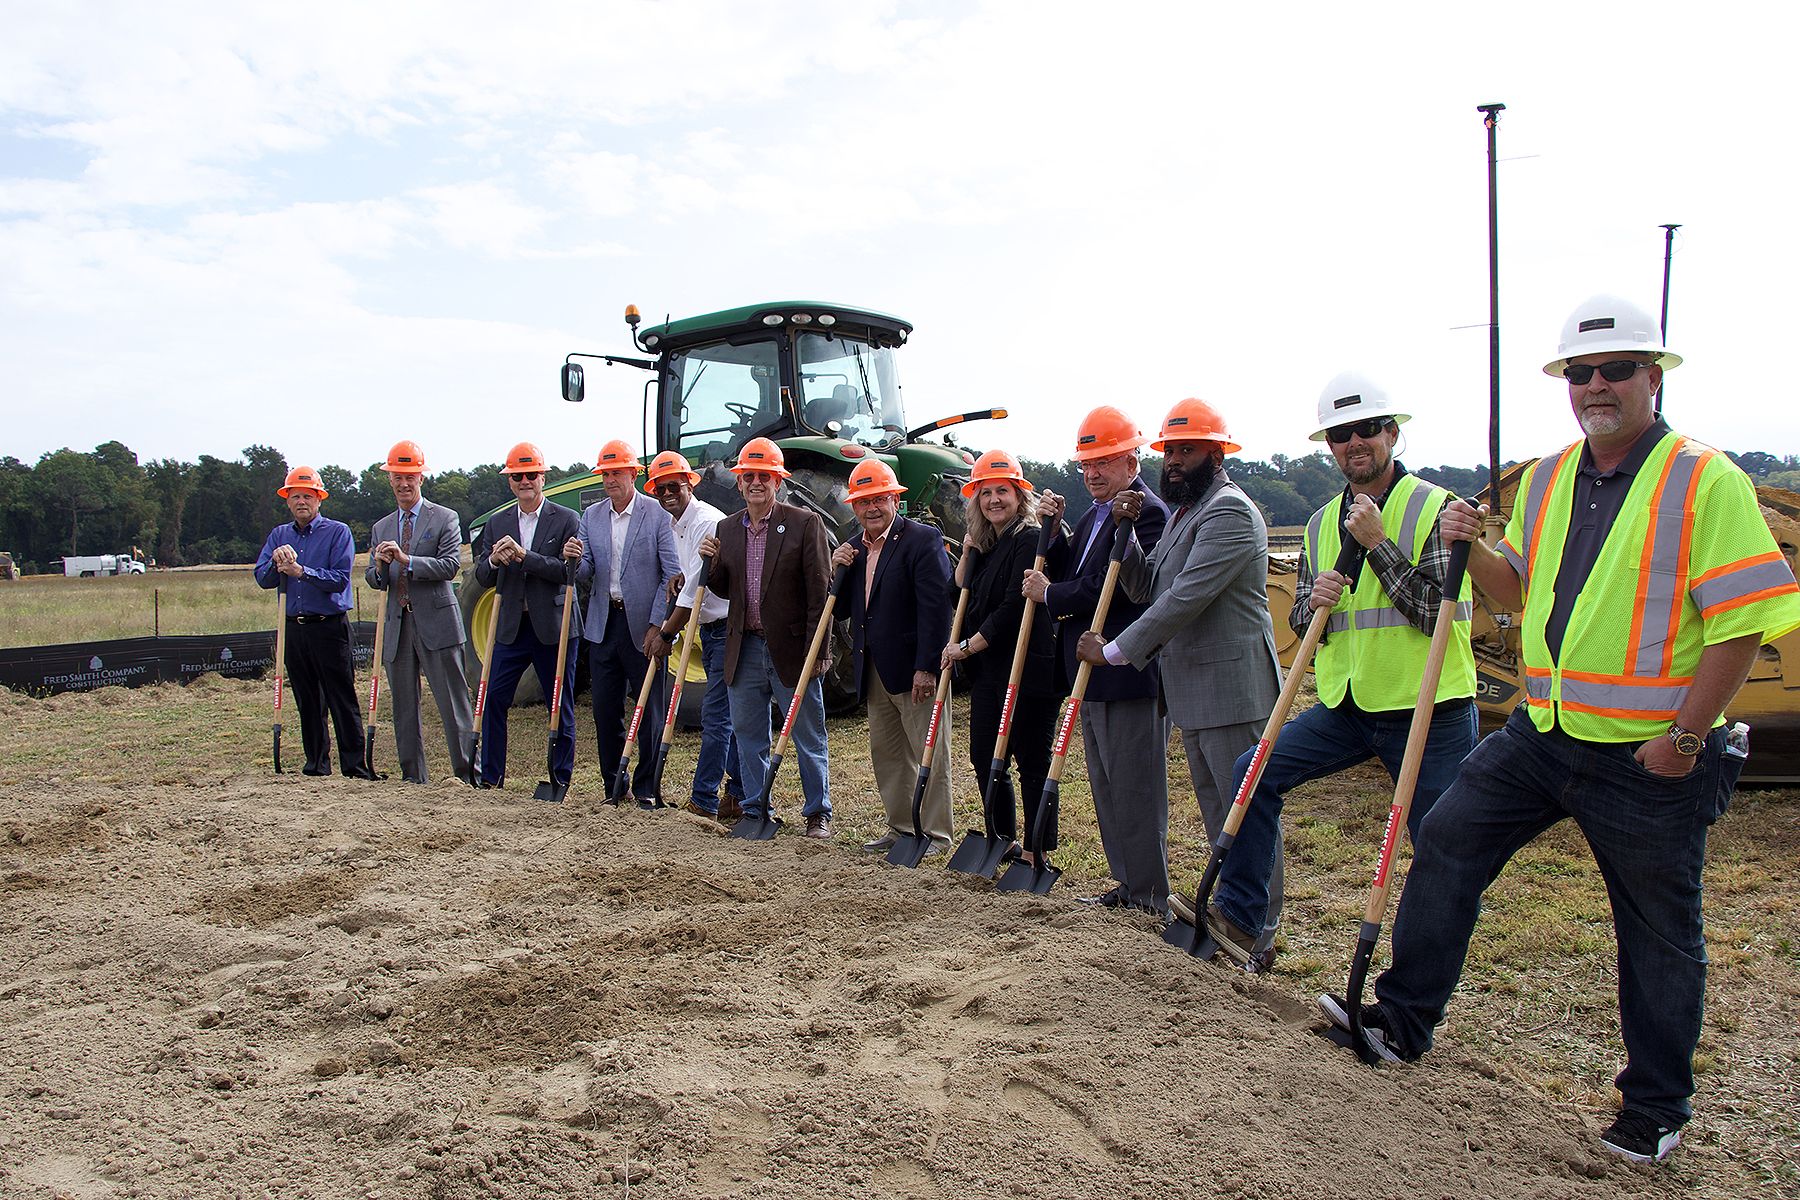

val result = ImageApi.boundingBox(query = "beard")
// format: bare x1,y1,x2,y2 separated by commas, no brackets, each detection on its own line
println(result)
1160,454,1217,506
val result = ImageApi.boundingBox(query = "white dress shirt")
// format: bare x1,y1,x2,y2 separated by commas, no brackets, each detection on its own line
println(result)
670,497,730,624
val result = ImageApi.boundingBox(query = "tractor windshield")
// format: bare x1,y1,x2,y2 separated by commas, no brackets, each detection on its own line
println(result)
795,332,906,447
666,339,783,468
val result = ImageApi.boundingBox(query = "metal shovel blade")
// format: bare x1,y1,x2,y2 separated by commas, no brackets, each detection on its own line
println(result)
533,776,569,803
994,856,1061,895
947,831,1011,878
728,812,781,841
886,832,932,869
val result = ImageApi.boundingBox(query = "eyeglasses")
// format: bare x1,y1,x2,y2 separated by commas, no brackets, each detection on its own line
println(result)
510,472,542,482
1562,360,1651,385
1326,418,1393,445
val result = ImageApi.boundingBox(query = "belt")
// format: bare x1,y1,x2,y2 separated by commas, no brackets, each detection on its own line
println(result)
700,617,727,631
398,602,413,613
610,598,625,610
288,612,345,626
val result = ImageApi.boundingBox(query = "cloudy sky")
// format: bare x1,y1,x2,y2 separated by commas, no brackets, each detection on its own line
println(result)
4,1,1794,478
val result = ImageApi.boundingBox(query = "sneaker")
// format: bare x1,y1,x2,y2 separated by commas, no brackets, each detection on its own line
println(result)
862,833,898,852
1317,993,1407,1064
804,814,832,840
1600,1109,1682,1164
921,837,950,858
1167,892,1198,926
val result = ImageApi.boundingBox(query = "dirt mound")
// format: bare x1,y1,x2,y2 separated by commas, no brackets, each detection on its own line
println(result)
1,768,1737,1200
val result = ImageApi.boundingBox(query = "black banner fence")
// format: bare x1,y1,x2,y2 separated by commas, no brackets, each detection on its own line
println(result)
0,623,377,696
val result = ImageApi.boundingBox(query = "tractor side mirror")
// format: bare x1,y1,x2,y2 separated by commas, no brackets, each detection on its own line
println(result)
561,362,585,403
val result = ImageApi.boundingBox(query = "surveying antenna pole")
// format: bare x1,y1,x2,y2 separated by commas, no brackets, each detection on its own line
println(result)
1658,223,1680,417
1477,103,1506,510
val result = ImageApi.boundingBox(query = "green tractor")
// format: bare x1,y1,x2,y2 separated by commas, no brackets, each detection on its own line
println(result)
461,300,1007,709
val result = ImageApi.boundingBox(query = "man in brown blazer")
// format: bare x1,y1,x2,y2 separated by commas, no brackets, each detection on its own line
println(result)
698,438,835,837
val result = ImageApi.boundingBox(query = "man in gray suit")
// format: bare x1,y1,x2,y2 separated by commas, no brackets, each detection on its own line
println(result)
577,439,681,805
1077,398,1280,961
366,439,474,784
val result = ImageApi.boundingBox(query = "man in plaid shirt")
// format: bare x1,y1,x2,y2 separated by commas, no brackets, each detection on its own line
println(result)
1192,374,1478,967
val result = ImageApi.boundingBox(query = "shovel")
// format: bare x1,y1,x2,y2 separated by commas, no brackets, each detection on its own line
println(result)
732,561,851,841
951,517,1056,878
532,560,579,803
997,514,1135,895
888,554,975,868
648,559,711,801
271,588,287,774
608,644,665,808
361,598,389,780
466,609,499,786
1324,537,1472,1064
1165,534,1364,959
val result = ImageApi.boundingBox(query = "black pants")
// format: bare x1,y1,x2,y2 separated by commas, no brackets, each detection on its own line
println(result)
286,613,370,777
967,678,1060,849
590,608,666,798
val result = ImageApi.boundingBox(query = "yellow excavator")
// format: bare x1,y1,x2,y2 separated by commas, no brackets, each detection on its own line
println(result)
1265,472,1800,783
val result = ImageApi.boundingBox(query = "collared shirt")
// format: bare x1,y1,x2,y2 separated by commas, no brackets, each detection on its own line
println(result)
1079,499,1115,565
254,515,356,615
671,498,730,624
517,502,541,555
862,520,893,606
1544,418,1671,659
1288,461,1456,638
742,509,772,631
609,500,633,601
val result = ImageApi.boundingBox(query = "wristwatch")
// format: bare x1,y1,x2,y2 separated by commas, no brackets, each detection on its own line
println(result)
1667,723,1704,756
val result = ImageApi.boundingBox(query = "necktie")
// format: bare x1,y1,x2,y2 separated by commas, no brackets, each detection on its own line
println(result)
397,510,413,608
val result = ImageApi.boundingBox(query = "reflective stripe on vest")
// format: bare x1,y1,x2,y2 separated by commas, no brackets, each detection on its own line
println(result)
1307,474,1475,710
1513,435,1709,735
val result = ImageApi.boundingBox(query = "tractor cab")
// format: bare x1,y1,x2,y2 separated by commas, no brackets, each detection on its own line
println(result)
562,302,993,539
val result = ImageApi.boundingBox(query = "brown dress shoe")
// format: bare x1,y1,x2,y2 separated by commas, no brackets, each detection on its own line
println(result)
717,792,743,823
681,799,719,819
804,814,832,840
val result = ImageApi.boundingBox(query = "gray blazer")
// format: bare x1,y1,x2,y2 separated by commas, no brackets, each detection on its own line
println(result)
574,492,679,644
365,498,468,660
1111,469,1279,730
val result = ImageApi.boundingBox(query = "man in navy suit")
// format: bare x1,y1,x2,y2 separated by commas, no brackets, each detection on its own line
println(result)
831,460,955,853
577,439,681,805
470,442,584,789
1024,406,1170,912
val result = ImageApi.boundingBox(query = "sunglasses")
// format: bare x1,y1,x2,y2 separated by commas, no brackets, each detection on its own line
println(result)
1562,360,1651,385
1326,418,1393,445
510,471,543,481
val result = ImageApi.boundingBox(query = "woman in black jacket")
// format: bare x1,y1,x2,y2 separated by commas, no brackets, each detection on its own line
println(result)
941,450,1066,866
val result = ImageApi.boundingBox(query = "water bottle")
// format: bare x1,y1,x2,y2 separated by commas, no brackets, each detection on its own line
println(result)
1725,721,1750,760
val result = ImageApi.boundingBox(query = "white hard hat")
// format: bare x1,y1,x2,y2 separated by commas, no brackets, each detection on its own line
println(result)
1309,372,1411,442
1543,293,1682,377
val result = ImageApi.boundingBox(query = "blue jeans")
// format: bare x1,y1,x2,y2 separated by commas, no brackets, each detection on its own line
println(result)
480,623,579,788
690,621,743,812
1214,697,1477,937
728,633,830,820
1375,706,1726,1127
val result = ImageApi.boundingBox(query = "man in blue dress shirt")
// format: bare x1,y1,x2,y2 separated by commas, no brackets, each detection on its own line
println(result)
254,466,375,779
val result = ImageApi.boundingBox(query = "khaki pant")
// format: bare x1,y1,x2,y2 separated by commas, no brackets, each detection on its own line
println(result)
867,665,953,843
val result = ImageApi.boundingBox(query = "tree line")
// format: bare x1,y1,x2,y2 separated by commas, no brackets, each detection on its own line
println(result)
4,443,1797,574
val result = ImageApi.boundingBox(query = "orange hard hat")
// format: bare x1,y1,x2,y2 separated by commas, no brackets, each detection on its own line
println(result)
503,443,548,475
844,459,904,503
1073,406,1149,461
385,439,426,474
278,466,329,500
594,439,640,474
961,448,1033,497
731,437,791,478
1151,397,1241,454
645,450,701,488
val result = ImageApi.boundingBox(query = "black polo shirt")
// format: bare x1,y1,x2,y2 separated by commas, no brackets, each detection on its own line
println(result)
1544,419,1671,660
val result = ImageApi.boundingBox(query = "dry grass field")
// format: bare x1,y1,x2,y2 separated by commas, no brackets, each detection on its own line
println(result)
1,569,1796,1197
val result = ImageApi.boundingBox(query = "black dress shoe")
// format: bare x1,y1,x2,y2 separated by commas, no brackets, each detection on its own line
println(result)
344,766,379,781
1076,887,1126,908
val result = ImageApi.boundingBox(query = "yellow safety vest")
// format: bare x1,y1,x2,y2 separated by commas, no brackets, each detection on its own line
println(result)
1306,473,1476,712
1501,431,1800,741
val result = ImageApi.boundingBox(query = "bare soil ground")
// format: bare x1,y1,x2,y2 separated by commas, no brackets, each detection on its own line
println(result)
2,678,1796,1199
